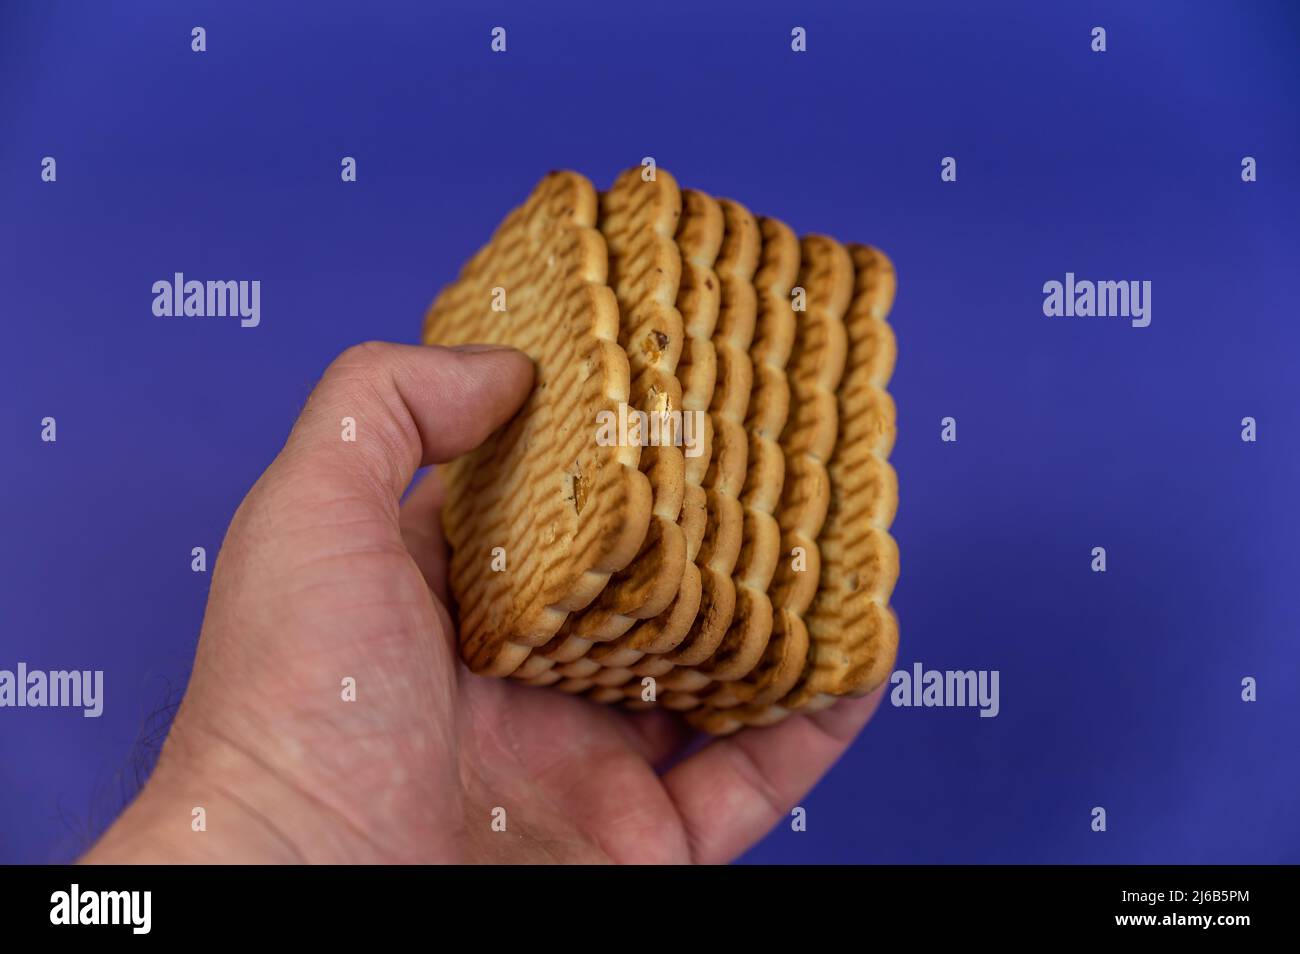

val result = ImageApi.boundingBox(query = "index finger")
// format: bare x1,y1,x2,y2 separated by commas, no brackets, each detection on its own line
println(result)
660,689,887,864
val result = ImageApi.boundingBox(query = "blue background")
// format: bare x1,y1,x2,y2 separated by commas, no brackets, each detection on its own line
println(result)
2,0,1297,864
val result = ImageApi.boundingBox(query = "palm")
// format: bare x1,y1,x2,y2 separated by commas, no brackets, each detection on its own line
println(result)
454,673,694,863
300,467,882,865
91,344,882,866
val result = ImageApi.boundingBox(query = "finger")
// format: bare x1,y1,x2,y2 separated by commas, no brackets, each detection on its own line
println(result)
204,341,532,638
399,468,450,603
661,688,886,864
618,709,698,771
278,341,534,513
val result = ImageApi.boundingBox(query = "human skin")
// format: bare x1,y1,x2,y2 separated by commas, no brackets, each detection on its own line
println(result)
83,341,883,864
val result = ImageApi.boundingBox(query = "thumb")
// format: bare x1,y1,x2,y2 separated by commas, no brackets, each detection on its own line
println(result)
198,340,533,650
281,340,534,501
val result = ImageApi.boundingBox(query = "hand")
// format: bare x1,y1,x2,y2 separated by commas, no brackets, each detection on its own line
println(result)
84,341,884,864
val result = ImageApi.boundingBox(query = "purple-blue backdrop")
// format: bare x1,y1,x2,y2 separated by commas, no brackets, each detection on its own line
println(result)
2,0,1298,864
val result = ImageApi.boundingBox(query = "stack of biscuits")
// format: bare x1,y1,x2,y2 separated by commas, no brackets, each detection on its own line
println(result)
422,168,899,734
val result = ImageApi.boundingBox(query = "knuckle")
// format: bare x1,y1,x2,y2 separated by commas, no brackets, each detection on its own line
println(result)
325,343,397,400
331,340,392,377
316,342,420,479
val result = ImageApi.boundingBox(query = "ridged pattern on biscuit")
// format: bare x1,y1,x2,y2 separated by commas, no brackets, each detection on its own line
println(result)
657,218,800,708
768,235,853,619
635,197,758,672
422,171,651,676
656,215,801,704
552,197,759,700
577,190,723,670
512,169,688,683
675,190,725,427
687,243,899,733
741,216,800,512
686,233,850,710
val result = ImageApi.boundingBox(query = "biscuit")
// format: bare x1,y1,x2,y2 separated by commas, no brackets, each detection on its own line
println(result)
509,168,690,682
657,216,803,706
689,232,851,708
768,233,853,615
687,242,899,733
574,189,723,670
655,215,801,700
634,197,759,670
541,196,758,698
423,170,899,733
422,171,652,677
649,234,853,701
697,608,809,711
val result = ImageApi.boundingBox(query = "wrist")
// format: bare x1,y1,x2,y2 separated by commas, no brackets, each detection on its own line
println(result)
83,715,339,864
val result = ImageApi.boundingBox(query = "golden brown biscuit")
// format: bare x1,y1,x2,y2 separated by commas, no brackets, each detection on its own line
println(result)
655,217,804,705
545,196,758,698
655,216,803,700
768,233,854,616
576,190,723,670
423,171,652,676
513,168,689,682
688,242,899,733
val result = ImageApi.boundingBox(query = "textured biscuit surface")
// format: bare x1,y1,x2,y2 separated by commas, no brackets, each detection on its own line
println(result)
768,234,854,617
626,196,759,679
422,171,651,676
656,215,801,704
515,169,694,685
546,194,755,697
688,242,900,733
573,198,764,705
424,170,898,732
681,232,852,711
578,189,723,671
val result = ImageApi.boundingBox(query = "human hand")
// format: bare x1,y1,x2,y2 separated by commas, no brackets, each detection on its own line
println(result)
84,341,884,864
